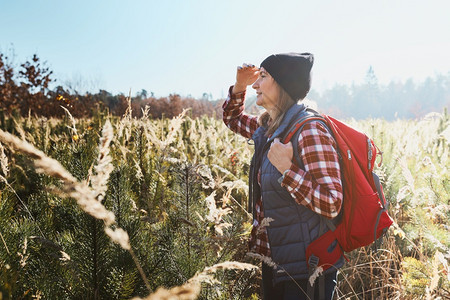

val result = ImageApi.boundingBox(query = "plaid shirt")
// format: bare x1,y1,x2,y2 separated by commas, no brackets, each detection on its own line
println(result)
223,86,343,256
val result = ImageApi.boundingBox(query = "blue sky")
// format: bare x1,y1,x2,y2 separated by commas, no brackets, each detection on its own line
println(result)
1,0,449,99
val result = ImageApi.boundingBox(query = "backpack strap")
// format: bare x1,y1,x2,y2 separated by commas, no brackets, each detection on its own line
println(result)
284,112,341,230
283,110,345,279
282,111,324,145
307,253,326,300
287,116,328,167
373,173,388,210
373,172,389,250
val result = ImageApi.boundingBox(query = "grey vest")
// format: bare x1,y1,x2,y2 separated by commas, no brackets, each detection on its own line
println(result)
249,103,344,284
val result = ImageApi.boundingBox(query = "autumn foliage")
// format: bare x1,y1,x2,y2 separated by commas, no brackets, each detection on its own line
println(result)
0,52,222,119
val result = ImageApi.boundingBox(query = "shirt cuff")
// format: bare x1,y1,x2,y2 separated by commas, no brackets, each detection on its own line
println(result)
228,85,246,101
280,163,305,188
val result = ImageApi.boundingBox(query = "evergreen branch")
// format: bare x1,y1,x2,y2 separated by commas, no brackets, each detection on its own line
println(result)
0,124,153,294
0,174,46,237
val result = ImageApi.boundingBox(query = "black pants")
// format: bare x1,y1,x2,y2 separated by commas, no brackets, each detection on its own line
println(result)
262,263,337,300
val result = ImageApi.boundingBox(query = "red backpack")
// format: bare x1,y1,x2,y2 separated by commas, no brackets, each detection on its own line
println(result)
282,110,393,272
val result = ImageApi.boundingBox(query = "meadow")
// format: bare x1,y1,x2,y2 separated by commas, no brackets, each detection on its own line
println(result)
0,105,448,299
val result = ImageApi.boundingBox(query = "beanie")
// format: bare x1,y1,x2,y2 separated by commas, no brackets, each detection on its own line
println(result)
260,52,314,101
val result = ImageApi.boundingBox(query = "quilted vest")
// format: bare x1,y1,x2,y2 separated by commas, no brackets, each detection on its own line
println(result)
249,103,344,284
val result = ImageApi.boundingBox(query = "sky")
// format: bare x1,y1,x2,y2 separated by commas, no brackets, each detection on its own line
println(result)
1,0,449,99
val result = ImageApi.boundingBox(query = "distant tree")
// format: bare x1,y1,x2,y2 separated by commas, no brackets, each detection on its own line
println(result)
169,94,183,118
382,81,406,119
201,92,213,101
18,54,54,116
344,66,381,118
365,66,378,86
0,52,20,112
137,89,148,99
0,53,56,116
317,84,352,118
112,94,129,116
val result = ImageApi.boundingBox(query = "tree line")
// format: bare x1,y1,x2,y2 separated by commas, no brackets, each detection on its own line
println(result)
309,67,450,120
1,52,448,120
0,52,222,119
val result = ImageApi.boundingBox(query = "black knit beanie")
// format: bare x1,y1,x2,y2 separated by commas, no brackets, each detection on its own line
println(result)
260,52,314,101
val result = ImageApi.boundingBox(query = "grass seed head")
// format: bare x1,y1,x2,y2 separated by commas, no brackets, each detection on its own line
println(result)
0,142,9,177
104,227,131,250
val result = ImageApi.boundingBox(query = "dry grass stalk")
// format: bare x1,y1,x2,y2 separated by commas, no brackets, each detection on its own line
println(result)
197,261,257,276
0,141,9,177
211,164,234,178
436,251,450,283
13,118,26,140
0,229,10,255
336,238,403,299
428,250,450,296
257,217,274,235
163,109,189,148
0,125,153,292
195,164,251,219
60,105,78,136
204,191,232,236
0,126,143,282
133,261,257,300
59,251,71,262
144,123,163,150
141,105,150,120
18,237,29,268
246,252,276,268
124,90,133,120
308,266,323,286
204,192,223,222
196,164,215,189
399,156,415,193
0,128,115,226
205,173,251,220
133,284,201,300
429,251,440,294
104,227,131,250
116,90,133,141
221,179,248,197
246,252,311,298
90,120,114,202
133,158,144,182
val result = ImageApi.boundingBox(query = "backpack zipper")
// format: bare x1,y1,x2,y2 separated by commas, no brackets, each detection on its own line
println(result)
367,139,373,170
347,150,352,160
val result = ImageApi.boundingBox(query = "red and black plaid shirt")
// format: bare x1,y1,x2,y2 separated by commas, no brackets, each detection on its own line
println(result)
223,86,343,256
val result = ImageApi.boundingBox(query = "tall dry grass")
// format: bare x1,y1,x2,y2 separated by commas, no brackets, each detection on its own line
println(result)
0,112,259,299
0,107,448,299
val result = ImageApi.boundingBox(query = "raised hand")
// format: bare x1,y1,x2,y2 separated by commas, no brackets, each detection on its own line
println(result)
232,63,260,94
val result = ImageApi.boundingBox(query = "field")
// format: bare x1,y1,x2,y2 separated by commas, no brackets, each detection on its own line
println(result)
0,106,449,299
